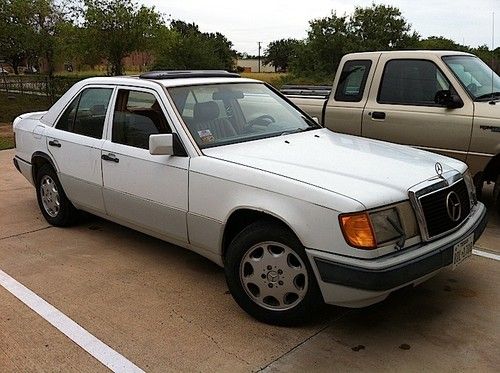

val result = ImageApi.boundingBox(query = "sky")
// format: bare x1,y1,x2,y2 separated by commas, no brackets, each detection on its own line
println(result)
143,0,499,55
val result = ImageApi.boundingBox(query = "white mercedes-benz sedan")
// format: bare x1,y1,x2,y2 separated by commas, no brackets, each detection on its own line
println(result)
13,71,487,325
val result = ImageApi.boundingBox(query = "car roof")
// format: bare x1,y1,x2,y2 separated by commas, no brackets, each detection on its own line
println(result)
66,75,259,87
40,74,260,126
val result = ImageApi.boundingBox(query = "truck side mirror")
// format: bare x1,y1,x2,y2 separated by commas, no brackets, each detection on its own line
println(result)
434,90,464,109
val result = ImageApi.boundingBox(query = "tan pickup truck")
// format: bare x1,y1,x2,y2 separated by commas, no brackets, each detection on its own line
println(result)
285,50,500,211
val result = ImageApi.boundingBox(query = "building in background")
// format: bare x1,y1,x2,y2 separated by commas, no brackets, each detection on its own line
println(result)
237,59,274,73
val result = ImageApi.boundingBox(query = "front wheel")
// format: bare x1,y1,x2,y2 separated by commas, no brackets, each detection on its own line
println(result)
494,175,500,215
224,221,322,325
35,164,78,226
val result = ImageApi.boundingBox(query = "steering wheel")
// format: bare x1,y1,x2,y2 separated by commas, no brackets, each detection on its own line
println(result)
467,83,478,95
246,114,275,128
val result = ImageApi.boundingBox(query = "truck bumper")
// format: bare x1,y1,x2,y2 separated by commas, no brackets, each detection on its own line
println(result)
306,202,488,308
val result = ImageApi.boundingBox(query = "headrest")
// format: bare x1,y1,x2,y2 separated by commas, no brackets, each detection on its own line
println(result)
193,101,220,122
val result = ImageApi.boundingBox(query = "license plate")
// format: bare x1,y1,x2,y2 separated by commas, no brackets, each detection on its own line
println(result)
452,234,474,270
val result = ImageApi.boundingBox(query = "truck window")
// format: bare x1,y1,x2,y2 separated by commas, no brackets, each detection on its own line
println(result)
378,59,450,106
334,60,372,102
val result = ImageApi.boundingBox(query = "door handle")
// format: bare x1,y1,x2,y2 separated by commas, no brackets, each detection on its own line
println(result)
101,153,119,163
371,111,386,120
48,139,61,148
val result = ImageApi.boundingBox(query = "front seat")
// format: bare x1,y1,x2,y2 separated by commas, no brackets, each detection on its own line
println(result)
192,101,237,141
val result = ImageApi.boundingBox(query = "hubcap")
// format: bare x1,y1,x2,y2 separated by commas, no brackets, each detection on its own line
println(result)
239,241,308,311
40,175,60,217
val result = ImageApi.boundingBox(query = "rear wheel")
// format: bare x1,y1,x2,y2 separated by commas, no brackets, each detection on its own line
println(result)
224,221,322,325
36,164,77,226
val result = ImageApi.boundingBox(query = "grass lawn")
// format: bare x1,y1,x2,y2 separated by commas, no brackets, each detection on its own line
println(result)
0,123,14,150
0,92,52,123
240,72,287,84
0,92,52,150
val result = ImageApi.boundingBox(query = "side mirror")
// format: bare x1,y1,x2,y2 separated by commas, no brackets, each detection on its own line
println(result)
434,90,463,109
149,134,173,155
149,133,187,156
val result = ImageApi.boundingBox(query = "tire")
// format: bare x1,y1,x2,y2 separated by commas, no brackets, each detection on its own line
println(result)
35,164,78,226
224,221,322,326
494,175,500,215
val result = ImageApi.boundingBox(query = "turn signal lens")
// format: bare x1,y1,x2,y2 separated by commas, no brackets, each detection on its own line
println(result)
339,212,376,249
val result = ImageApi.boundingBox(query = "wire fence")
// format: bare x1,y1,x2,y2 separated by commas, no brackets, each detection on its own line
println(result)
0,75,82,103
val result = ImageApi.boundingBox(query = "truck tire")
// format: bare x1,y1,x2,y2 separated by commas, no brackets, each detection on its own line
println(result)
224,221,322,326
35,164,78,226
494,175,500,215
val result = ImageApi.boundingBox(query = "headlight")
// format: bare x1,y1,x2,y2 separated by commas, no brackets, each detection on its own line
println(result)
369,208,404,245
463,169,477,206
339,202,417,250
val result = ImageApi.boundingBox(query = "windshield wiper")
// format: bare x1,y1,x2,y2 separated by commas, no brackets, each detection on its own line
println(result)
475,91,500,101
280,126,318,136
280,128,307,136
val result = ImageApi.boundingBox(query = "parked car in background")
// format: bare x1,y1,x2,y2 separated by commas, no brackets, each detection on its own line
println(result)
22,66,38,74
12,71,487,325
284,51,500,213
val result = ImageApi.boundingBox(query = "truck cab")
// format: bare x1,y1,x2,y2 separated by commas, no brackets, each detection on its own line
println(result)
287,51,500,208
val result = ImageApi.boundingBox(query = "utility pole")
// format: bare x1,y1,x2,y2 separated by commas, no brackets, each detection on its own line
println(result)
258,42,261,73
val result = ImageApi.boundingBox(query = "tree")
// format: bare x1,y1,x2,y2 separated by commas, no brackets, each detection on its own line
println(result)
81,0,162,75
290,12,356,77
153,20,236,71
264,39,299,72
349,3,419,51
0,0,64,75
418,36,466,51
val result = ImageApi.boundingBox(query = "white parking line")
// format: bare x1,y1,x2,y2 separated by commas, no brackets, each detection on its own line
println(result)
0,269,144,373
473,248,500,262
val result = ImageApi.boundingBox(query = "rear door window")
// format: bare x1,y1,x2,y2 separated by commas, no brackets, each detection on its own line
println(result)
56,87,113,139
334,60,372,102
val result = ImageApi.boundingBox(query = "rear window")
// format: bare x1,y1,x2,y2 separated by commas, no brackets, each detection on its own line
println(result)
334,60,372,102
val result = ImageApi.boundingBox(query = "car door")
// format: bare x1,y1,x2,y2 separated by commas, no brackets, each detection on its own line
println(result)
101,87,189,243
45,86,114,212
362,56,473,161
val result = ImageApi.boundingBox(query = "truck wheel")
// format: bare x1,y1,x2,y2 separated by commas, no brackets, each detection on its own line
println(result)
494,175,500,215
36,164,78,226
224,221,322,325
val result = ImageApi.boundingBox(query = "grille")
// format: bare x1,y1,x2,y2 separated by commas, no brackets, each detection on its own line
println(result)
418,179,470,239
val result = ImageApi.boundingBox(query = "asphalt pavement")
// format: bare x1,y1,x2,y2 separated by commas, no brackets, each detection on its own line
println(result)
0,148,498,372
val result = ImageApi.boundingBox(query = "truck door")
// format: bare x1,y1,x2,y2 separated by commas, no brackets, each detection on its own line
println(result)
361,56,473,161
323,56,378,136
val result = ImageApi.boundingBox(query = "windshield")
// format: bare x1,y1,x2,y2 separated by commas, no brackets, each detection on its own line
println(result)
168,83,318,148
443,55,500,100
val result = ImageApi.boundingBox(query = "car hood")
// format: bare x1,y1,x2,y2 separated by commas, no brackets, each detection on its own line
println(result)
202,129,467,208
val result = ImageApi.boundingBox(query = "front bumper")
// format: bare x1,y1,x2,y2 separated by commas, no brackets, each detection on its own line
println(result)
307,202,487,307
